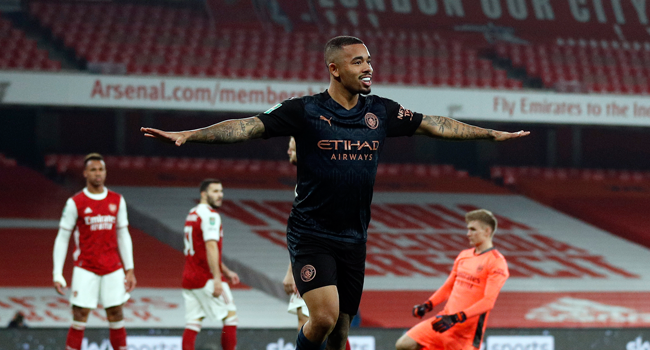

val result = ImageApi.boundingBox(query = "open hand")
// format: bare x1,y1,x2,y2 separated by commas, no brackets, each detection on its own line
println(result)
140,127,190,146
491,130,530,141
53,282,66,296
225,271,240,285
125,269,137,293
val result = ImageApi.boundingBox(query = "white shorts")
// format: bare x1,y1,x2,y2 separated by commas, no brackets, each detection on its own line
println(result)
70,267,130,309
183,280,236,322
287,293,309,317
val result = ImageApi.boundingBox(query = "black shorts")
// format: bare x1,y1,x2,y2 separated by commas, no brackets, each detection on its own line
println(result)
290,234,366,316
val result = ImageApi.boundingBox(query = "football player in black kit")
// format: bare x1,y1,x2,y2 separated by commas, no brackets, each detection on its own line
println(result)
141,36,529,350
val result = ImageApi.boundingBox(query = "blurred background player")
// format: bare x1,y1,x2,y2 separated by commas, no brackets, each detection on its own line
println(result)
395,209,509,350
181,179,240,350
282,136,310,329
282,137,350,350
52,153,136,350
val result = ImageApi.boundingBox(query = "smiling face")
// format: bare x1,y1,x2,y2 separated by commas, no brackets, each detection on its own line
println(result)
328,43,373,95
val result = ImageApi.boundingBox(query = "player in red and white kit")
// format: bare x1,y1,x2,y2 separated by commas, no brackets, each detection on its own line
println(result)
53,153,136,350
182,179,240,350
396,209,510,350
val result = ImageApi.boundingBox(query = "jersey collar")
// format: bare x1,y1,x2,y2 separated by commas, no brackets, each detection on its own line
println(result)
198,203,218,213
474,247,495,256
83,187,108,200
321,90,365,117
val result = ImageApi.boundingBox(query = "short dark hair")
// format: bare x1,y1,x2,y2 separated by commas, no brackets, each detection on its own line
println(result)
200,179,221,193
324,36,365,65
84,153,103,166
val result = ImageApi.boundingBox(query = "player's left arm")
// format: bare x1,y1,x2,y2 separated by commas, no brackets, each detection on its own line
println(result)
415,115,529,141
116,196,136,292
221,262,240,285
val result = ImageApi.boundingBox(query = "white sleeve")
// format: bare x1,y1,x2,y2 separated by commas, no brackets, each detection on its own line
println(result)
59,198,77,231
117,226,134,270
53,199,76,286
201,212,221,242
117,196,129,228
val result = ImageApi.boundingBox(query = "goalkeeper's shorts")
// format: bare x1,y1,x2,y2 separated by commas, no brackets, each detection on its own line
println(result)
406,316,477,350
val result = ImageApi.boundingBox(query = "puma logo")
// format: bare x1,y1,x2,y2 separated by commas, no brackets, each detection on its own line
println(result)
320,115,332,127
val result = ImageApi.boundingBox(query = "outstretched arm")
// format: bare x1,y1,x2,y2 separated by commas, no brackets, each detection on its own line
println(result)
415,115,529,141
140,116,265,146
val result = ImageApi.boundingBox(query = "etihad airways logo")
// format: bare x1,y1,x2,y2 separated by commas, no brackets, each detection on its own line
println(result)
318,139,379,161
317,140,379,151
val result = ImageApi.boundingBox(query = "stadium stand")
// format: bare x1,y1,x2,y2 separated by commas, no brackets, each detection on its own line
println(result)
27,2,525,89
44,154,509,193
493,39,650,94
0,11,61,71
491,166,650,250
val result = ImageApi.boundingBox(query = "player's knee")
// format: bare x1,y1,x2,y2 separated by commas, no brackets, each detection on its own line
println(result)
71,306,91,322
395,334,418,350
308,310,339,334
223,312,238,326
105,305,124,321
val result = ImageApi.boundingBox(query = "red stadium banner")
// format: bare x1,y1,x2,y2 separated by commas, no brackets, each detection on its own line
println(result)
273,0,650,42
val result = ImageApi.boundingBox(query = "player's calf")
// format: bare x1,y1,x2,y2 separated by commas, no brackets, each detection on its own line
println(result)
325,313,351,350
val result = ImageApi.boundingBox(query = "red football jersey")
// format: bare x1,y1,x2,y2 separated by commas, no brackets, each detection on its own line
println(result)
182,204,224,289
66,189,126,275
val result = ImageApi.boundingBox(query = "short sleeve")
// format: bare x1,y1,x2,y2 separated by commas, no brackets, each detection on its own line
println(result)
381,97,423,137
256,98,305,138
200,212,221,242
117,196,129,228
59,198,78,231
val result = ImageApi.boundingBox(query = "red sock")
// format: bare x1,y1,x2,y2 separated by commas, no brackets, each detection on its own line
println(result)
346,339,351,350
109,321,127,350
65,321,85,350
183,328,199,350
221,325,237,350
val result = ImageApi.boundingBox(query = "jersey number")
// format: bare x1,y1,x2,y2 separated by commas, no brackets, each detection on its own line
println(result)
183,226,195,256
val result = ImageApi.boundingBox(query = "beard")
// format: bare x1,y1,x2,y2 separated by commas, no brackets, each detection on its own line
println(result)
207,198,222,209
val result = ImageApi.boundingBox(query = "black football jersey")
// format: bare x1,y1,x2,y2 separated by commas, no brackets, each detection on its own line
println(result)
257,90,423,252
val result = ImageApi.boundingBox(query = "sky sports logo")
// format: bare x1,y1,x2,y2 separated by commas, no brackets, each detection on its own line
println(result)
0,82,10,102
486,335,554,350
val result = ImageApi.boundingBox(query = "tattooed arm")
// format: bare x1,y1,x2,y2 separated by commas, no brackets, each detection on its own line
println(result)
140,117,265,146
415,115,529,141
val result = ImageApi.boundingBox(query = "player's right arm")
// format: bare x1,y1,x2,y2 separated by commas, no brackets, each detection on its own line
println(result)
141,99,306,146
205,240,223,298
140,116,265,146
53,198,77,295
283,263,297,295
